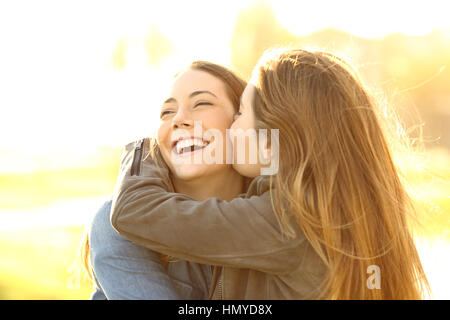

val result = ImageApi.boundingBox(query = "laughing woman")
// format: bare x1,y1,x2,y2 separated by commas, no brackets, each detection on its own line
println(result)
94,48,430,299
82,61,249,299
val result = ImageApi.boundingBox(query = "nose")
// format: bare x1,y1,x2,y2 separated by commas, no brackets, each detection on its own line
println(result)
172,108,194,129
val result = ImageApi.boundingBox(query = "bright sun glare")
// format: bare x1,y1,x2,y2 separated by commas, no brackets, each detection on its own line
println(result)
270,0,450,38
0,0,449,172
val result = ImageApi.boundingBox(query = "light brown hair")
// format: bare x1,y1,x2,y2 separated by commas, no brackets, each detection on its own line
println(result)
251,48,430,299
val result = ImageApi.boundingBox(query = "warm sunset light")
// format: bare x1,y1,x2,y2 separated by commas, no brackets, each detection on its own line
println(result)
1,0,449,171
271,0,450,38
0,0,448,300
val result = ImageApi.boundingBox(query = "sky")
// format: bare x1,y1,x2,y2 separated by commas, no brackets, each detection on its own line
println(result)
1,0,449,172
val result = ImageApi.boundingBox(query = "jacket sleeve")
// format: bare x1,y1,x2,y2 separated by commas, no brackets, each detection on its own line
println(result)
110,142,307,275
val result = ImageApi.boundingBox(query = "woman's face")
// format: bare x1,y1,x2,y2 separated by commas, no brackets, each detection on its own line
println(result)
157,69,236,181
230,83,263,178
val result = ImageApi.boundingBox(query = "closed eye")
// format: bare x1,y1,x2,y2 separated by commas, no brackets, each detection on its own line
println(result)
160,110,175,118
194,101,213,108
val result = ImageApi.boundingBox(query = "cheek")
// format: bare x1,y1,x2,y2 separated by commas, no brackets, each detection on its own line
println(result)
230,116,242,131
231,115,253,133
156,122,176,171
243,114,255,130
205,110,234,132
157,122,170,149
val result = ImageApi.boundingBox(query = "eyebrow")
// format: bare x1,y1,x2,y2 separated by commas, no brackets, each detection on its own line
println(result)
190,90,217,99
163,90,217,104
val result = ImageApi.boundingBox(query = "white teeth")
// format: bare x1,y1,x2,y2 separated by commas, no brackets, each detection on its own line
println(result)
175,138,208,154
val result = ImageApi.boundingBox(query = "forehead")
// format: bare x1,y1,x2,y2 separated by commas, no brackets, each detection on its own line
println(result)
170,69,226,97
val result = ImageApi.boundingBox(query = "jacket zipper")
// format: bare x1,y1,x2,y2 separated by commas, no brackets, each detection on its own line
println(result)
130,139,144,176
217,272,223,300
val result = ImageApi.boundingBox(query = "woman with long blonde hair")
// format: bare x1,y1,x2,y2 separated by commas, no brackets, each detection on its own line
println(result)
238,48,430,299
97,48,429,299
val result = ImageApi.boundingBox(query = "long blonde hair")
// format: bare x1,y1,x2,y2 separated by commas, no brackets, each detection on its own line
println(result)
80,60,247,282
252,48,430,299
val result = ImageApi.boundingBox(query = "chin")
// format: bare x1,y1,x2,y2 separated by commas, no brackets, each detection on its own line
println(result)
170,164,210,181
232,163,261,178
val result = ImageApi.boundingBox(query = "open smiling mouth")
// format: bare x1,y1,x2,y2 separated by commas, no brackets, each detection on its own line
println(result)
172,137,211,156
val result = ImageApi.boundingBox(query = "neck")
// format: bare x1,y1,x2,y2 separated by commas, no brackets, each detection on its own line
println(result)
172,168,244,201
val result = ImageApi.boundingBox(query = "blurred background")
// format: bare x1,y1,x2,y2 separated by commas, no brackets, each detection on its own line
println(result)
0,0,449,299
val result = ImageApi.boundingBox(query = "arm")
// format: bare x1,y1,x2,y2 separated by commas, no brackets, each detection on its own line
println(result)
111,140,307,274
89,200,181,300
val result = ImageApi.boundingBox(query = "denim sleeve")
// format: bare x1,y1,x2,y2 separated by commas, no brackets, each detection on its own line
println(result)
88,200,210,300
88,200,178,299
89,276,107,300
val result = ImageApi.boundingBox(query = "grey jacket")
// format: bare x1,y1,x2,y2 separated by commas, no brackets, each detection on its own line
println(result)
110,138,327,299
